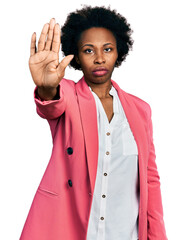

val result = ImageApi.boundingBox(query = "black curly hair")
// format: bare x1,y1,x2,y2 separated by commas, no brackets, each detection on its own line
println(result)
61,5,134,70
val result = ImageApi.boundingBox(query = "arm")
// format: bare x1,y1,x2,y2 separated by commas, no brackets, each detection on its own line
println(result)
147,106,168,239
34,82,66,119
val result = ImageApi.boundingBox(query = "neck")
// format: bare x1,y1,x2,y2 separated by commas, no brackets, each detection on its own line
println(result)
86,80,113,99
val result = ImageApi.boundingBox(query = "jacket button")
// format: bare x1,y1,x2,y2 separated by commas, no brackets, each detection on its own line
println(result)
67,147,73,155
68,179,73,187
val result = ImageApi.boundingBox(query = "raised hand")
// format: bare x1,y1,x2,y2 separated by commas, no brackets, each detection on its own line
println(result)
29,18,74,99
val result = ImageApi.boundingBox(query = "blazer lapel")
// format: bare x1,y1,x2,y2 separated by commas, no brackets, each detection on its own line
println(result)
111,79,148,159
75,76,99,194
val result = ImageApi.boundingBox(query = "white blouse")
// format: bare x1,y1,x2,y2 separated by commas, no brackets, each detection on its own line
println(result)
86,84,139,240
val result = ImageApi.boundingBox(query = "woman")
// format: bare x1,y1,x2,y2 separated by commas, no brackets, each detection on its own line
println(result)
20,6,167,240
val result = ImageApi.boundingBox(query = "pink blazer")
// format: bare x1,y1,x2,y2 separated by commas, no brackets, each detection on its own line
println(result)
20,76,167,240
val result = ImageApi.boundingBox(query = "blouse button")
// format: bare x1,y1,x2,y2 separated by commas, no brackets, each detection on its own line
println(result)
106,132,110,136
102,194,106,198
100,217,104,220
106,151,110,155
104,173,107,176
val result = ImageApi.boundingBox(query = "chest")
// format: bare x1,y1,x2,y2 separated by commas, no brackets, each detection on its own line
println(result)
100,96,114,123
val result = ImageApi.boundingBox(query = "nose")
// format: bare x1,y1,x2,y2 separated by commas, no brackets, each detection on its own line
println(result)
94,50,106,64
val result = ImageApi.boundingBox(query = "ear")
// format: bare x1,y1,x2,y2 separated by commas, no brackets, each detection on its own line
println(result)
75,55,80,64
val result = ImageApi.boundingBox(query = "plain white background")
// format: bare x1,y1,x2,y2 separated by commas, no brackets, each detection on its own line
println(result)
0,0,186,239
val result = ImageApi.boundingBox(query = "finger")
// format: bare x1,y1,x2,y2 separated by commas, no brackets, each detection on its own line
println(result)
38,23,49,52
52,23,60,53
57,55,74,79
30,32,36,56
45,18,56,51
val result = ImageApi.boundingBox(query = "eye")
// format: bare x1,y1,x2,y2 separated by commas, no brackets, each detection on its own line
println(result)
104,48,112,52
84,48,93,54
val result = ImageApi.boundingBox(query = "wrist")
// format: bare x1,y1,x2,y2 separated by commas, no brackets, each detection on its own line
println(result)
37,86,58,101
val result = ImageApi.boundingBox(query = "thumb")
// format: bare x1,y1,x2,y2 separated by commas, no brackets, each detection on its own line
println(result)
57,54,74,79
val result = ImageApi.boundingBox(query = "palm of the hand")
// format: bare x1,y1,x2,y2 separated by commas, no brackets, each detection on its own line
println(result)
29,50,59,88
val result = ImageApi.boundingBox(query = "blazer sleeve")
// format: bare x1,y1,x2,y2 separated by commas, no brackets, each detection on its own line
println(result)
147,105,168,240
34,81,66,120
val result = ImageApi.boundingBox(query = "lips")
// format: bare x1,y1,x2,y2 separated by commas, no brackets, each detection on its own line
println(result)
92,67,108,77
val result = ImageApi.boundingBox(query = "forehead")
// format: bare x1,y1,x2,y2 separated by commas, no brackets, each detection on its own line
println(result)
78,27,116,46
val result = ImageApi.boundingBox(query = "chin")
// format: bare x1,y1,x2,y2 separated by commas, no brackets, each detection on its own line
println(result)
92,74,112,82
93,77,111,84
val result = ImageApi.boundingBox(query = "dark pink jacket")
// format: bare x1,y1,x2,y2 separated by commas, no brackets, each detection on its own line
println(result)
20,76,167,240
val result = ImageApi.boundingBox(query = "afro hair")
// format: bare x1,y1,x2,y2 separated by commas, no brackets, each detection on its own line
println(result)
61,5,134,70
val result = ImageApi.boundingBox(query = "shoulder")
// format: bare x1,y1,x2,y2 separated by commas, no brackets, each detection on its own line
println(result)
112,80,152,119
122,90,152,120
127,92,151,112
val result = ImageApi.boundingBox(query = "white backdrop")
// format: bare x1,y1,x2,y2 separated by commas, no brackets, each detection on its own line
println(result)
0,0,186,239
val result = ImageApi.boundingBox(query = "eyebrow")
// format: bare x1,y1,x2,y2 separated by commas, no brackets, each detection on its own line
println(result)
80,43,114,49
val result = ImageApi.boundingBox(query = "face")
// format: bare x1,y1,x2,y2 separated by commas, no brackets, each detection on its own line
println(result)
76,27,118,85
